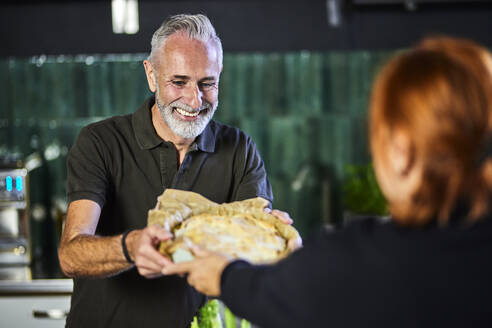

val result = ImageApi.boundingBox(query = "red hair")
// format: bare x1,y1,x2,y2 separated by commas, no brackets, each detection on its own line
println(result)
369,38,492,225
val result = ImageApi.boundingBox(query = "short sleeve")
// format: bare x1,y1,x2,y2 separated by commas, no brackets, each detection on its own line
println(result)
232,135,273,204
66,126,111,208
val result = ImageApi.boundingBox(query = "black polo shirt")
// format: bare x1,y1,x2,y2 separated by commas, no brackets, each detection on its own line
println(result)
65,96,273,328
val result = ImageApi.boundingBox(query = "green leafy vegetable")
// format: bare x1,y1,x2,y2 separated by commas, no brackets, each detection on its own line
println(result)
199,300,222,328
240,319,251,328
225,307,237,328
191,316,200,328
192,301,252,328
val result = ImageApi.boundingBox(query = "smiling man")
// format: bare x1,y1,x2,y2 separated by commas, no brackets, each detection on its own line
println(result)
144,23,222,159
58,14,273,328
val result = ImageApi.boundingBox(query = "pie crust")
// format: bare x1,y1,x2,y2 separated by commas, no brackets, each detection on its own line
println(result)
147,189,301,264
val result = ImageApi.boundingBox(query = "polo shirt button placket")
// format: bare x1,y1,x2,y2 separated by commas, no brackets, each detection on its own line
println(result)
175,154,191,189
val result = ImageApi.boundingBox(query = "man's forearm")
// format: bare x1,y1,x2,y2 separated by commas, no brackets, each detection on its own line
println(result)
58,233,132,278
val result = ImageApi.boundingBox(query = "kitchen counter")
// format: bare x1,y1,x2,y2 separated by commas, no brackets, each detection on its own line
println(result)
0,257,72,295
0,278,72,295
0,260,72,327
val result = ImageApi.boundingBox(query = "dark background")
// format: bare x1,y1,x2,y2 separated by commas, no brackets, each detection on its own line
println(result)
1,0,491,57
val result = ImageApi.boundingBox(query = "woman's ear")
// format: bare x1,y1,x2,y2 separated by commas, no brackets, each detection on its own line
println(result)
376,130,420,211
388,131,414,177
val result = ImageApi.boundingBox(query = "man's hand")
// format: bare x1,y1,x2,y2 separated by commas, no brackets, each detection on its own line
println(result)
127,225,174,278
265,208,302,250
162,246,231,297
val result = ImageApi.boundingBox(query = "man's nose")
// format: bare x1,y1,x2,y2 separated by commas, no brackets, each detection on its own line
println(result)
183,84,203,110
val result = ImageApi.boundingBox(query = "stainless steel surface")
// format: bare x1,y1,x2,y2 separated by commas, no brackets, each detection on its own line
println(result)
0,238,29,264
33,308,68,319
0,265,31,281
0,263,72,295
0,279,73,295
0,294,71,327
0,168,27,207
0,167,30,265
0,208,19,237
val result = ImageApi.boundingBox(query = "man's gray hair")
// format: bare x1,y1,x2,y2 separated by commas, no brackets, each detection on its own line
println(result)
149,14,223,69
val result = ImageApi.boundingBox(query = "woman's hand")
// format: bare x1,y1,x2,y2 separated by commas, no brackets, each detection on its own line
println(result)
162,246,232,297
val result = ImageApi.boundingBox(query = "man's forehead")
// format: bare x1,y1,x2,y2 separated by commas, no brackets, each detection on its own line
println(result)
156,34,221,76
161,34,218,61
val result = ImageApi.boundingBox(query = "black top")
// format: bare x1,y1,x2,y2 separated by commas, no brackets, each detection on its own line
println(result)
221,216,492,328
65,97,272,328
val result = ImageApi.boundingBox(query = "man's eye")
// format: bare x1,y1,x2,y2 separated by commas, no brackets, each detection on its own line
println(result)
200,82,216,90
172,80,186,87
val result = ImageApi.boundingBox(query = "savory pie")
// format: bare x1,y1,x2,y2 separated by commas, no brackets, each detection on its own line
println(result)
147,189,301,264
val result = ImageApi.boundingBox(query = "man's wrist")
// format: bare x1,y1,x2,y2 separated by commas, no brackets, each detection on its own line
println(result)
121,229,135,264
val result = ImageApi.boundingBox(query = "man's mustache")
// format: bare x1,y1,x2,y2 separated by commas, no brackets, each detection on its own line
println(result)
168,101,212,114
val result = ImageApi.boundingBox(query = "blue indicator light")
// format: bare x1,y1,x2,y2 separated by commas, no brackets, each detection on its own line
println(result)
16,176,22,191
6,176,12,192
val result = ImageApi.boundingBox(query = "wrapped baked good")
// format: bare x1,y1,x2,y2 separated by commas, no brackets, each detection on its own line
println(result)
147,189,302,264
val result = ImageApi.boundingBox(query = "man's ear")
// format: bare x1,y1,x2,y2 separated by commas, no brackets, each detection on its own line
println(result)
143,59,157,93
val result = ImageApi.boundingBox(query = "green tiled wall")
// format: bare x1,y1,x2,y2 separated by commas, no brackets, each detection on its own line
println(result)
0,51,393,258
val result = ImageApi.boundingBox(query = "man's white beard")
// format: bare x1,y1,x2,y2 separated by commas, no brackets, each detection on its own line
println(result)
155,87,218,139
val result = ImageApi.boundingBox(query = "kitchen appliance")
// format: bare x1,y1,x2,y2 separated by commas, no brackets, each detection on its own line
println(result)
0,166,29,265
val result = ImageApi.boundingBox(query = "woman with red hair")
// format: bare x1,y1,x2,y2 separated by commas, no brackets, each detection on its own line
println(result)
163,38,492,328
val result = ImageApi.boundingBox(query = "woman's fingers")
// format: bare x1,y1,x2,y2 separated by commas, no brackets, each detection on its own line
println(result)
162,261,193,275
190,245,210,258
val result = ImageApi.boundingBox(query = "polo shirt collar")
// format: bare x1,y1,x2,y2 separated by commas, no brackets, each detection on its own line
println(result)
133,96,216,153
193,123,216,153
